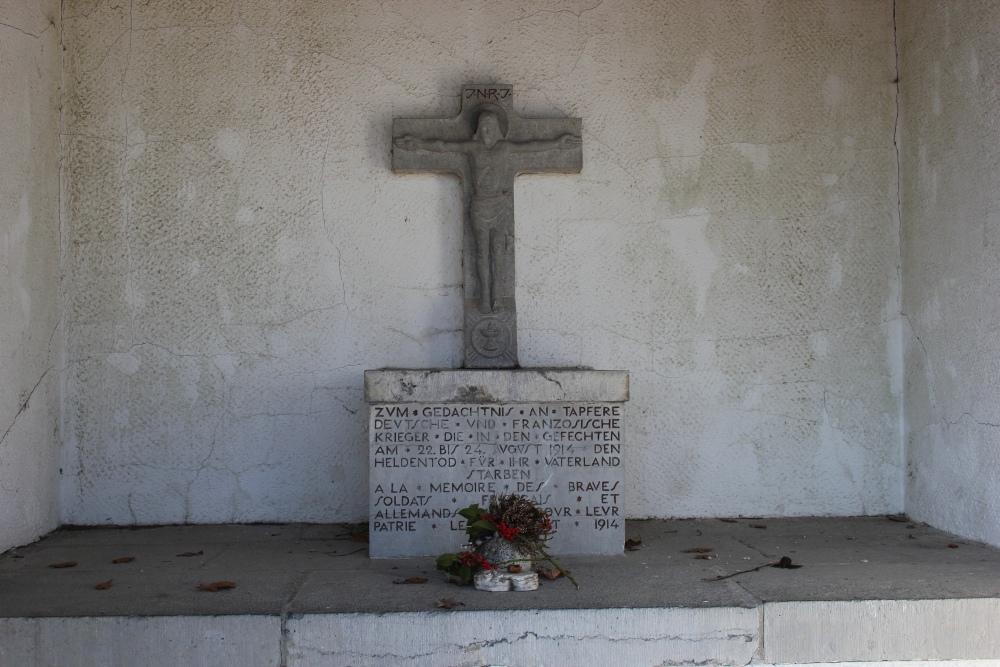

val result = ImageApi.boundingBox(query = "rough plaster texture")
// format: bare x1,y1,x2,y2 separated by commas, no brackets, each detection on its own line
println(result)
0,0,62,552
60,0,901,525
899,1,1000,547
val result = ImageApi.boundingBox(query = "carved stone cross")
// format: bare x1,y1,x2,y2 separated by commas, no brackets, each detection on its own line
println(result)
392,84,582,368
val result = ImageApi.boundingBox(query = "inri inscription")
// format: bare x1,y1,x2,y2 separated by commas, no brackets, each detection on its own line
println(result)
392,85,583,368
369,402,623,558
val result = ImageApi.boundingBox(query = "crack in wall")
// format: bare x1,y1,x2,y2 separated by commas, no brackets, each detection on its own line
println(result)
0,367,54,449
0,21,53,39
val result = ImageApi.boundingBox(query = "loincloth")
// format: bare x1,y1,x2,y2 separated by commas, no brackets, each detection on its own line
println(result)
470,193,511,231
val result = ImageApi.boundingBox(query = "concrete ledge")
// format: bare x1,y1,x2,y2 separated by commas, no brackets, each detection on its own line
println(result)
364,369,630,403
288,608,756,667
763,598,1000,663
0,615,280,667
3,519,1000,666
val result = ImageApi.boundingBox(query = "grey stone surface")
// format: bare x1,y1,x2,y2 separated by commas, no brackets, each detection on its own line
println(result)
0,616,280,667
2,518,1000,665
392,84,583,368
365,369,630,403
369,400,624,557
763,598,1000,664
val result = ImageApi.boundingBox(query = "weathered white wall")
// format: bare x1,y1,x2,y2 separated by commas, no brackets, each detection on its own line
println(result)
0,0,62,550
61,0,902,525
900,1,1000,547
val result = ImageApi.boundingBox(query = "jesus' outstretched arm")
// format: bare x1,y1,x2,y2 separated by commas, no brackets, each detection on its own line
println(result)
393,135,469,154
508,134,581,153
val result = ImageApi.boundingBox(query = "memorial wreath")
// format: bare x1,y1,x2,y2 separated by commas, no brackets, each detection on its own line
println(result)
436,493,577,588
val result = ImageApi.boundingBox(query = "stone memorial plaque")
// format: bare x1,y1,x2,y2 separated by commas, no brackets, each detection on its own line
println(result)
377,82,630,562
369,401,624,558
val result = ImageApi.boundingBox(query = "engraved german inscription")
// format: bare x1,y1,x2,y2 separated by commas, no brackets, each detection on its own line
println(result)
369,402,624,557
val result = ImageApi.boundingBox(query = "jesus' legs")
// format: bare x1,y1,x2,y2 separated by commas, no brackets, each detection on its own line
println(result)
474,224,492,313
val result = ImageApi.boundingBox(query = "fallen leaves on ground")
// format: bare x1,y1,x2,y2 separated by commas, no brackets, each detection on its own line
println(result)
750,524,767,529
694,554,714,560
393,577,428,584
436,597,464,609
948,543,959,549
624,537,642,551
49,561,77,569
112,556,135,564
681,547,713,553
539,568,562,580
348,531,369,543
177,551,203,557
718,518,738,523
198,581,236,592
95,579,113,590
886,514,909,522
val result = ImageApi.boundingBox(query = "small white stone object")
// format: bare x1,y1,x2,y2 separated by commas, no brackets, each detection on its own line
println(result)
473,569,540,592
510,571,540,591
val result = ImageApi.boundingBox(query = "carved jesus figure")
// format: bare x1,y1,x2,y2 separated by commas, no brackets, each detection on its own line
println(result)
394,111,581,314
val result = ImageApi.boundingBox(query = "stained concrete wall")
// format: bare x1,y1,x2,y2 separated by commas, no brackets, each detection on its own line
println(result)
0,0,62,551
60,0,901,525
900,1,1000,547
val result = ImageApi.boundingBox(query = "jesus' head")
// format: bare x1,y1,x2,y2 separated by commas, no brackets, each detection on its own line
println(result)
475,111,504,147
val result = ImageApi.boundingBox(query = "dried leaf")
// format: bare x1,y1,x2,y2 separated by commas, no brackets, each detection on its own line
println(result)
177,551,203,558
197,581,237,592
95,579,113,590
681,547,713,553
704,556,802,581
436,597,465,609
624,537,642,551
348,531,369,543
750,524,767,529
394,577,428,584
948,543,959,549
694,554,714,560
112,556,135,564
540,568,562,580
718,518,738,523
886,514,909,522
773,556,801,569
49,561,77,569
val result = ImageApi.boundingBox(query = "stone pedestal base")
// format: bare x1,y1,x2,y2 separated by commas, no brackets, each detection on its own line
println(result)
365,369,629,558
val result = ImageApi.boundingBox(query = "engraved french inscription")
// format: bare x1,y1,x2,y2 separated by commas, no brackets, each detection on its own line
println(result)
369,402,624,557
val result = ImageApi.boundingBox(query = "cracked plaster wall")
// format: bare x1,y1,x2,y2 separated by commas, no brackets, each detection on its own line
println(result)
899,1,1000,547
0,0,62,551
60,0,902,525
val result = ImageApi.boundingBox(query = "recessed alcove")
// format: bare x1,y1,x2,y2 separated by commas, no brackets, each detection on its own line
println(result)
2,1,999,664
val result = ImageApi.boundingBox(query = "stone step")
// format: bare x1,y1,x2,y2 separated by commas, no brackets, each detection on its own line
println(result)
2,518,999,666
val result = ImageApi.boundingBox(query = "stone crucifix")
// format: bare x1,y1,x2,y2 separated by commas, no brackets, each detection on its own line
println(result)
392,84,582,368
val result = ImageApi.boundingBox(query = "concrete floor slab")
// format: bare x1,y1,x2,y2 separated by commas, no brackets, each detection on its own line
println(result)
1,517,998,666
